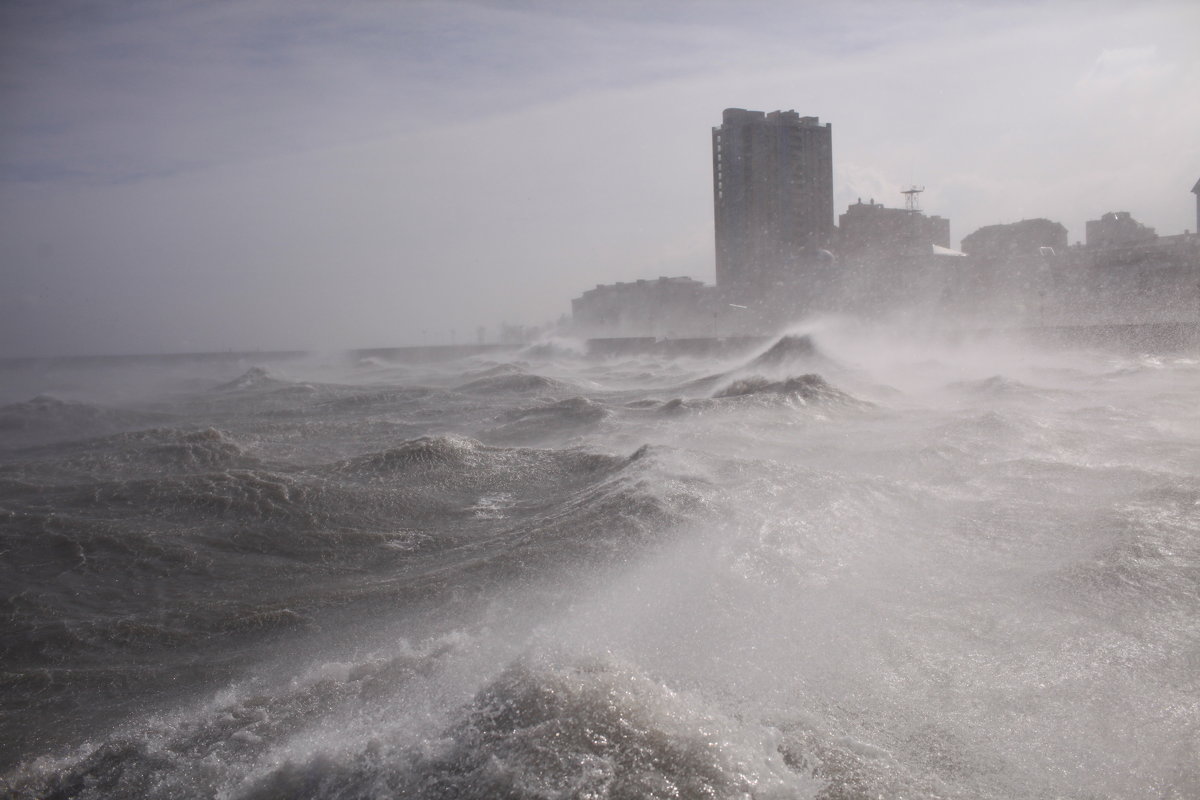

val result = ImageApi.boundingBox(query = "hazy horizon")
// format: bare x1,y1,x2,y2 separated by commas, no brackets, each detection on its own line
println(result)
3,0,1199,358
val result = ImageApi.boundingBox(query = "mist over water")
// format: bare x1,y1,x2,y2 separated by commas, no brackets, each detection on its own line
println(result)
1,323,1198,799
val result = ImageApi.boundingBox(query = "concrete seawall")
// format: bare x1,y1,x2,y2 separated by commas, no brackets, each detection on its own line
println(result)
3,322,1195,369
583,323,1200,358
582,336,769,358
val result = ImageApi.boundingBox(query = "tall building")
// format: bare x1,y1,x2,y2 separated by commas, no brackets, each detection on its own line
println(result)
1191,177,1199,233
712,109,834,302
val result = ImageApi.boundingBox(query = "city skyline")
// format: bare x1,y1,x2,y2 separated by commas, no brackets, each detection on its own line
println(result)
2,1,1199,357
569,103,1199,337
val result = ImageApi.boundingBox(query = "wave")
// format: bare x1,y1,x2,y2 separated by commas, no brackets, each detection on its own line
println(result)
107,427,254,471
455,373,575,395
627,374,867,417
1,641,441,799
1,436,672,610
669,334,837,397
1,436,679,617
338,434,489,474
314,386,437,413
0,427,258,488
519,337,587,360
712,373,865,406
0,396,175,449
479,396,610,445
744,333,828,370
458,362,528,381
1048,479,1200,611
328,439,707,582
2,644,817,800
335,436,634,518
212,366,291,392
0,437,715,781
385,655,806,800
946,374,1063,401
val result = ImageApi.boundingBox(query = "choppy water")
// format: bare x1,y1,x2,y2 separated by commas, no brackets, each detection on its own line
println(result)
2,323,1198,799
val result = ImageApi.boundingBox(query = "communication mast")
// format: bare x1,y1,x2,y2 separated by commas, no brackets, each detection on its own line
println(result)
902,185,925,213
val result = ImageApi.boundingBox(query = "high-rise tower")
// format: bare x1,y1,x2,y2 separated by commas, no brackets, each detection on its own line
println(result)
712,108,834,301
1192,177,1199,234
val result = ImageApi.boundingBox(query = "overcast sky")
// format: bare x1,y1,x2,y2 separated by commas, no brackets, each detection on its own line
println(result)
2,0,1198,357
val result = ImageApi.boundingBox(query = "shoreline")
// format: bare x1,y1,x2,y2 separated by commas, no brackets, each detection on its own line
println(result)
2,321,1197,367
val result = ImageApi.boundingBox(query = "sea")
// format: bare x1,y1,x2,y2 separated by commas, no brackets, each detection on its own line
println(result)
1,321,1197,799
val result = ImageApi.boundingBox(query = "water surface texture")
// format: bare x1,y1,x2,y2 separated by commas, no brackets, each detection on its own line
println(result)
2,325,1198,799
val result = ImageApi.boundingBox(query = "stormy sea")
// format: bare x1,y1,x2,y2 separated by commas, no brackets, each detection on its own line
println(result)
2,323,1197,799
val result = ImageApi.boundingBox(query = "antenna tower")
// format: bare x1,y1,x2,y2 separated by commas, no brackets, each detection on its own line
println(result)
902,185,925,213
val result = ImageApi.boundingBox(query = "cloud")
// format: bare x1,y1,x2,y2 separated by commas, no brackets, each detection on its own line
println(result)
1080,45,1170,90
0,0,752,184
1,0,1198,356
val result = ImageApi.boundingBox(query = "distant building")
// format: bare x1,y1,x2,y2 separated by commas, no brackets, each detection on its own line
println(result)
570,276,711,337
837,198,950,262
826,196,959,317
1075,207,1198,322
952,208,1198,327
712,109,834,303
1085,211,1156,249
950,219,1068,325
961,218,1067,259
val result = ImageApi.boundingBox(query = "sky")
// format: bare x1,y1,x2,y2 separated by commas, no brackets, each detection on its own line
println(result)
2,0,1198,357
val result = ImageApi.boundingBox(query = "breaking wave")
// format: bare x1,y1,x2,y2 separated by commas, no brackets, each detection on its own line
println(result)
456,373,576,395
712,373,864,405
213,366,290,392
0,396,174,448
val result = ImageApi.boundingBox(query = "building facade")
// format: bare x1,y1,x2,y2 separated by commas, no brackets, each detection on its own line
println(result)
837,198,950,262
961,218,1068,259
570,276,711,338
829,198,956,315
1085,211,1156,250
712,109,834,304
1192,178,1199,233
1076,211,1200,324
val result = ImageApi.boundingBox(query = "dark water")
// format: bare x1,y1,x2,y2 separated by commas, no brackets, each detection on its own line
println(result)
2,324,1198,799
